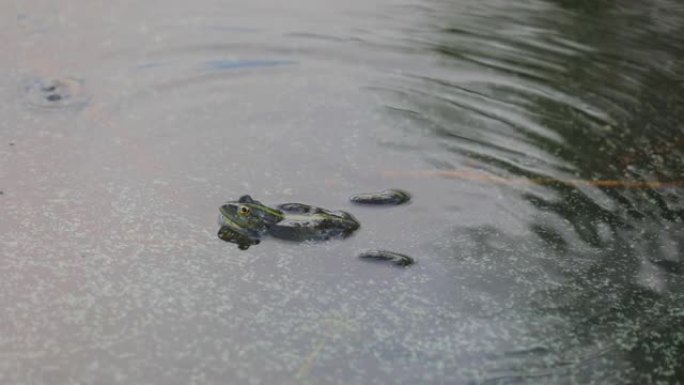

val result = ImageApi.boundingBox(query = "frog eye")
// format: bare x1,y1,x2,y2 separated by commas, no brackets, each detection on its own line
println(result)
238,206,251,216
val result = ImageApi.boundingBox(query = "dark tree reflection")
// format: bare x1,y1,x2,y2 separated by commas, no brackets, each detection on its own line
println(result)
380,0,684,382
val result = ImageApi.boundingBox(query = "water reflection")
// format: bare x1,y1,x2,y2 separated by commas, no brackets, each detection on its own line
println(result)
2,0,683,383
379,0,683,382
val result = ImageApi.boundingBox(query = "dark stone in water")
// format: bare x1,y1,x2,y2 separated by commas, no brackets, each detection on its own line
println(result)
22,76,89,109
350,189,411,205
358,250,415,266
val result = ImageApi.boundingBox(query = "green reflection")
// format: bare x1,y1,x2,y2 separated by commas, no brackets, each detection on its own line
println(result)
381,0,683,382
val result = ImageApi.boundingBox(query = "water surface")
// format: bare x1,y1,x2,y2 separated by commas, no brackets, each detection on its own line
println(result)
1,0,683,384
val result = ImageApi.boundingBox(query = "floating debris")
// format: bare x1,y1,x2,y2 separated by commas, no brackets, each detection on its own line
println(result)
350,189,411,205
358,250,415,266
382,169,684,190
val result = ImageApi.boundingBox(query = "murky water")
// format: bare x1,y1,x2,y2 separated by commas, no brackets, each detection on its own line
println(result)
1,0,683,384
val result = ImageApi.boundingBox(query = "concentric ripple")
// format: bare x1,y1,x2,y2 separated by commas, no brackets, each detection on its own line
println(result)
21,76,90,109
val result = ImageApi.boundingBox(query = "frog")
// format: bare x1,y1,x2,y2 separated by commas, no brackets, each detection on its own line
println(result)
217,195,360,250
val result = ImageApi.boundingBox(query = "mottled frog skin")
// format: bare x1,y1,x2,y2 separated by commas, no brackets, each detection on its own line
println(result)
217,195,360,249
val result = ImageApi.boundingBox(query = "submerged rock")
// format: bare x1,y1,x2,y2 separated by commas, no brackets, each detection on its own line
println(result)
350,189,411,205
358,250,415,266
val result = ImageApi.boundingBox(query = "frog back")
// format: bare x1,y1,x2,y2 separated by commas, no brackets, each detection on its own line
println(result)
269,203,360,241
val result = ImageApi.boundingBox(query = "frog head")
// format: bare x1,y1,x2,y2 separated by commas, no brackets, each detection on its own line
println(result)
218,195,284,237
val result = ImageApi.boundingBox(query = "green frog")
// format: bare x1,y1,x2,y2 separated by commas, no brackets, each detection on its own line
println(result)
218,195,360,250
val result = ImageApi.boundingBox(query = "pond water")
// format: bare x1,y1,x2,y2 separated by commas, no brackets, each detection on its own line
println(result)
1,0,683,384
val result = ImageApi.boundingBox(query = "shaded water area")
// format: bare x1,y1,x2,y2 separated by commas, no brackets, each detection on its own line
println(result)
1,0,683,384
